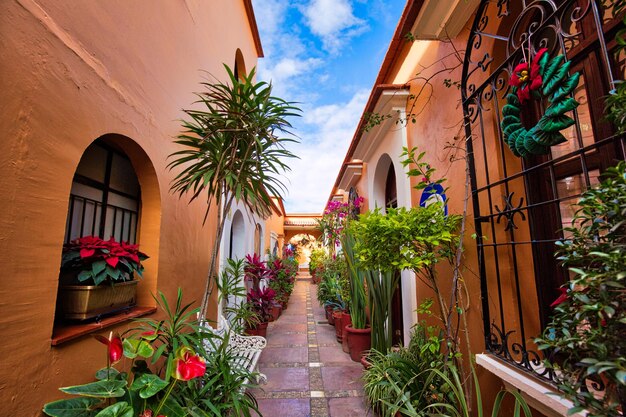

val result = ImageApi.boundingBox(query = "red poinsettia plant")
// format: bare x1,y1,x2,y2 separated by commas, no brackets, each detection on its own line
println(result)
61,235,148,285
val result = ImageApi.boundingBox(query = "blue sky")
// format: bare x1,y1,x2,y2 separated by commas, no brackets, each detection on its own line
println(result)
251,0,406,213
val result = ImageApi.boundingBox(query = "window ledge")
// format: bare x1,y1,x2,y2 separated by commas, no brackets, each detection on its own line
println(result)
51,306,156,346
476,354,587,417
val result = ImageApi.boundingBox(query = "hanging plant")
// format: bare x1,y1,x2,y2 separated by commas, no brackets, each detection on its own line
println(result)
501,48,581,157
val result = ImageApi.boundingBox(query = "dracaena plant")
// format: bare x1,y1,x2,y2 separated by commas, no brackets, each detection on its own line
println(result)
168,64,301,320
247,287,276,323
61,236,148,285
43,290,208,417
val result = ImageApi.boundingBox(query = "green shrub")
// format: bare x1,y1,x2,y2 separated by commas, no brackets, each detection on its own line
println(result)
536,161,626,417
363,319,450,417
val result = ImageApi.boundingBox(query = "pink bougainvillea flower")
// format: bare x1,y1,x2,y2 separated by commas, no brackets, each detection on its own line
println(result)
510,48,547,104
173,347,206,381
550,287,568,308
94,331,123,364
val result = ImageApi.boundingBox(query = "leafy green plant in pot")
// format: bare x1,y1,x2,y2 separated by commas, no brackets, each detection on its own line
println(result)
350,200,461,354
58,235,149,320
168,65,301,321
536,161,626,417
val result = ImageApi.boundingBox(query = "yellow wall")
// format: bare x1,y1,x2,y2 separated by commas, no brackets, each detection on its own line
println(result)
0,1,259,414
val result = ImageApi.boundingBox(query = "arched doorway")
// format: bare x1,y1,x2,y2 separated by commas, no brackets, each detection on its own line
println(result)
384,162,403,347
229,210,246,260
288,233,320,269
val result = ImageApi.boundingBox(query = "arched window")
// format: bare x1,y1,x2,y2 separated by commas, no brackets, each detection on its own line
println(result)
462,0,625,381
254,223,262,255
65,140,141,244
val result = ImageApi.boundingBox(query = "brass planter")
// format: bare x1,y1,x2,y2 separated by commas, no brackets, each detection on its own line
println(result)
58,280,138,320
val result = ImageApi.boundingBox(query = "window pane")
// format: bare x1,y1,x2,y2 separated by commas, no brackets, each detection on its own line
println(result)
75,143,107,182
110,153,140,197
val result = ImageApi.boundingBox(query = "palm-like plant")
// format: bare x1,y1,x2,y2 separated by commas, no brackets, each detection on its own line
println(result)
169,65,301,319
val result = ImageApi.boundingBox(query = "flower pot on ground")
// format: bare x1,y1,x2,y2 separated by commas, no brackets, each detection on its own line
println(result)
58,235,148,320
245,321,268,338
324,305,333,322
327,306,336,326
346,325,371,362
341,311,352,353
269,302,282,322
333,310,344,342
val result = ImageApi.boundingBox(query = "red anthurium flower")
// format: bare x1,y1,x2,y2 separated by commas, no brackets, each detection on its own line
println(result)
510,48,547,104
173,347,206,381
94,332,123,364
550,287,569,308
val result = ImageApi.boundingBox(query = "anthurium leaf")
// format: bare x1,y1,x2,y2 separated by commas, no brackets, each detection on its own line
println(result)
158,395,187,417
123,339,154,359
95,367,121,381
129,374,169,399
93,402,134,417
60,380,126,398
42,397,101,417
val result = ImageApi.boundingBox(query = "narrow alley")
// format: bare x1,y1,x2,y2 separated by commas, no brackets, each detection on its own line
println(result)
252,273,370,417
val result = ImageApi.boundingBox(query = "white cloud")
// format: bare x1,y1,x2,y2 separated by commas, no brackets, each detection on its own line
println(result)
282,89,369,212
302,0,368,53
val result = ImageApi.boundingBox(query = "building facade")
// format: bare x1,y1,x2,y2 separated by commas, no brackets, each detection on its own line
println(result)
0,1,263,414
329,0,625,415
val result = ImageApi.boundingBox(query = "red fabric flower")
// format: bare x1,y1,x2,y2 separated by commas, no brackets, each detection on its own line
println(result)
510,48,548,104
94,332,123,364
173,347,206,381
550,287,568,308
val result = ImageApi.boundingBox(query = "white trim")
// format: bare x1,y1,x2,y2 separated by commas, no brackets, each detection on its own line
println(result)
476,354,587,417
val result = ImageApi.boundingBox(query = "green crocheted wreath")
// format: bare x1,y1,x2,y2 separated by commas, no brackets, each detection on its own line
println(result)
501,48,581,157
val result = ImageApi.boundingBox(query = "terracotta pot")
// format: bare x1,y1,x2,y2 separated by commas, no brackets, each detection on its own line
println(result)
346,325,371,362
327,308,336,326
269,303,281,322
245,321,268,338
341,312,352,353
324,305,332,321
333,310,344,342
360,355,372,370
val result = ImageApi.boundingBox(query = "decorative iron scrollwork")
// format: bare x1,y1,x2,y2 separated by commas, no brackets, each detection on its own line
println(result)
495,192,526,231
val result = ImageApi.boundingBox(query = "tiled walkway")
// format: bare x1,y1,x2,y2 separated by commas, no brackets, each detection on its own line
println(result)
252,273,370,417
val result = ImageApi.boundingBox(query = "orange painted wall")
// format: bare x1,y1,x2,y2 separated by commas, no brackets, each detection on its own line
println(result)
0,1,260,415
360,17,545,417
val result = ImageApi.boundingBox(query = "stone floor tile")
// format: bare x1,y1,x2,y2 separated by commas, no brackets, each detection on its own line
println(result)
321,365,365,392
255,398,310,417
328,397,372,417
319,346,354,364
259,346,308,364
266,332,308,346
259,367,309,392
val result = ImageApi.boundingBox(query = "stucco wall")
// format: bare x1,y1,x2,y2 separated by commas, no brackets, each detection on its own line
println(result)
0,1,259,414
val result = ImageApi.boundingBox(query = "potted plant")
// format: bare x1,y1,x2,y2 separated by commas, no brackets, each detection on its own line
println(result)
342,229,372,362
57,235,148,320
245,287,276,338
